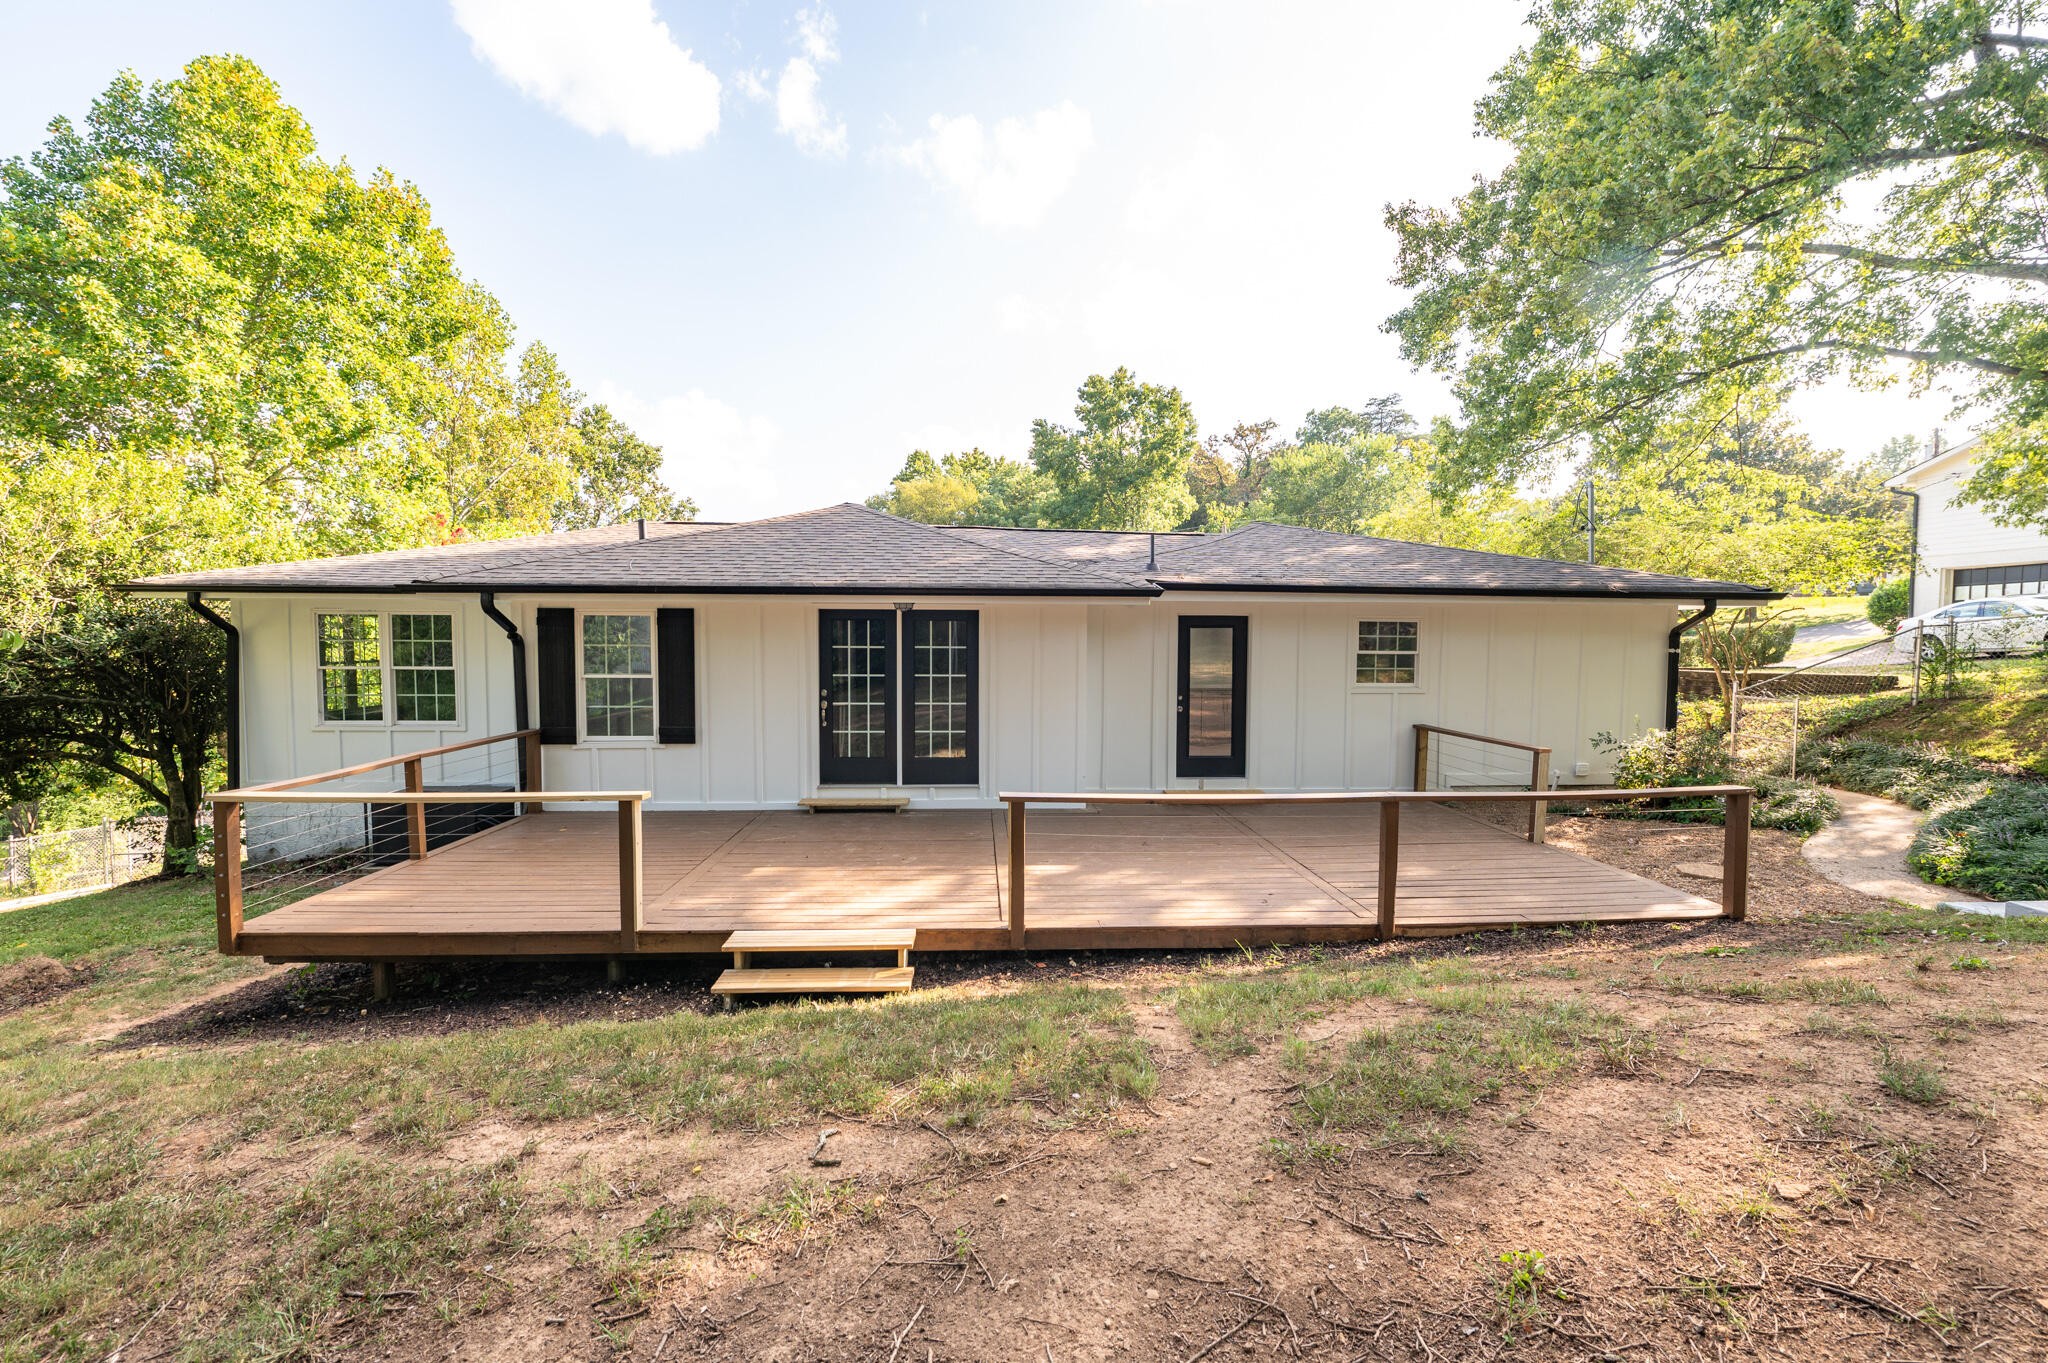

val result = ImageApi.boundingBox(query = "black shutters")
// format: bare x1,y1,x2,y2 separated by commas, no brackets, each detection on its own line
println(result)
656,608,696,745
535,607,577,745
819,609,896,784
902,610,978,785
1176,615,1248,778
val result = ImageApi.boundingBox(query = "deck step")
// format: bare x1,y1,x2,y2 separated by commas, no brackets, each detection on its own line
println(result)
723,929,917,953
798,797,909,812
710,966,915,996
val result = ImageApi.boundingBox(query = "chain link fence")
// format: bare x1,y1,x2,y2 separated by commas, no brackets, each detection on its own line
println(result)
1728,617,2048,777
1,813,212,902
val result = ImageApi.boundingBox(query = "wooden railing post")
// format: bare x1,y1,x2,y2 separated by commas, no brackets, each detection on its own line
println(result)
1376,799,1400,940
1008,800,1027,949
522,729,543,813
213,799,242,954
1721,788,1751,920
618,796,643,951
1529,748,1552,844
1413,727,1430,792
403,758,428,859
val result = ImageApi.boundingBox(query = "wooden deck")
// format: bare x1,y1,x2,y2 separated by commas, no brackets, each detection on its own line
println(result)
234,803,1721,960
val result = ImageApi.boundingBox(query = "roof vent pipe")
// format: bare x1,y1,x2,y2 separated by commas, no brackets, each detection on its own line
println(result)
636,517,646,540
1146,532,1157,573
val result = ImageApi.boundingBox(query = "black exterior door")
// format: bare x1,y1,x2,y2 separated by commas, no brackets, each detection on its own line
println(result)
902,610,979,785
1176,615,1248,778
819,610,896,784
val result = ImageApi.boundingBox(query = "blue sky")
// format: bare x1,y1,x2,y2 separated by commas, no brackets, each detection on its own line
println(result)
0,1,1953,519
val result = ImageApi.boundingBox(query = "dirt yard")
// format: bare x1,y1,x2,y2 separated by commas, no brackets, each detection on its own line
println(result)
6,820,2046,1362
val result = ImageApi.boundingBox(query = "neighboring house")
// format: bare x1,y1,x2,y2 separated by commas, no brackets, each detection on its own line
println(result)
1888,437,2048,616
127,503,1776,806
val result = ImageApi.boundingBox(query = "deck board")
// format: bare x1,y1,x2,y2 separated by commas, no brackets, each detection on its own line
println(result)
234,802,1721,957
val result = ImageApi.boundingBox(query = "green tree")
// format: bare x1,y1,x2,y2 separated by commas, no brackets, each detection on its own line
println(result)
1386,1,2048,530
1294,398,1414,447
0,56,689,856
1031,368,1199,530
1248,435,1408,533
867,449,1049,526
0,600,226,865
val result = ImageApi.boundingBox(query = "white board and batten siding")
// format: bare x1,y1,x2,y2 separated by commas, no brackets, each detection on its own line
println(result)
1086,596,1670,793
228,591,1677,810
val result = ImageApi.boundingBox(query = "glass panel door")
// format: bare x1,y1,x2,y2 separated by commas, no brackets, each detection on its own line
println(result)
819,610,896,784
1176,615,1247,778
902,610,978,785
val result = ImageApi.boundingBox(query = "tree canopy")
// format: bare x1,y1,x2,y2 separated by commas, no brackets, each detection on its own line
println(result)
0,55,692,850
1028,367,1200,531
1386,0,2048,528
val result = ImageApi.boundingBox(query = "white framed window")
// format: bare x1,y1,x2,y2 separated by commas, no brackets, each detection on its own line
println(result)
1354,620,1419,686
317,611,459,724
581,613,654,738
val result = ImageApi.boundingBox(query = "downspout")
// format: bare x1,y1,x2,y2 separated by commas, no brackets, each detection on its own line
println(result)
478,592,531,789
185,592,240,791
1666,599,1717,731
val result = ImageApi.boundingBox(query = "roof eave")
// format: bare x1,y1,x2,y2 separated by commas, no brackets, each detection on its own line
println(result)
1148,579,1782,601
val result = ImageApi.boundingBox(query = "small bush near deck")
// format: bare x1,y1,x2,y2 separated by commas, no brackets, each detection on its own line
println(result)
1590,728,1835,833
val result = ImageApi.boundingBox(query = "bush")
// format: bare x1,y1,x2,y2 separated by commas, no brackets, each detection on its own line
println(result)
1800,737,1987,810
1599,724,1733,789
1866,579,1911,632
1751,776,1839,836
1593,727,1835,833
1910,781,2048,901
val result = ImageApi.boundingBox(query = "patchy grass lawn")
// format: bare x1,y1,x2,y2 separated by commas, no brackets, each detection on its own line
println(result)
4,861,2047,1361
0,879,1154,1360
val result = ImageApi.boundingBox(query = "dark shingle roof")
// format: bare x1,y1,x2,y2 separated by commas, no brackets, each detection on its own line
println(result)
121,521,723,593
426,504,1157,594
124,506,1778,600
956,521,1776,599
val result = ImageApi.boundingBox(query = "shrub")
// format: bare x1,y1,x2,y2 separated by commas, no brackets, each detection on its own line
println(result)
1866,579,1911,632
1593,728,1836,833
1751,776,1839,836
1800,737,1987,810
1910,781,2048,901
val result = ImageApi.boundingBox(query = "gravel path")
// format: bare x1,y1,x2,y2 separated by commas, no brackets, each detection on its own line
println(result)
1800,785,1982,908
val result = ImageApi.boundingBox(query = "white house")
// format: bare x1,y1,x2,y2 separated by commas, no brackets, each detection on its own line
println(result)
1888,437,2048,615
130,503,1777,808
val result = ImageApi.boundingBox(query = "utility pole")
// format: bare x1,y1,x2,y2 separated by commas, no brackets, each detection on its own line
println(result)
1585,475,1596,564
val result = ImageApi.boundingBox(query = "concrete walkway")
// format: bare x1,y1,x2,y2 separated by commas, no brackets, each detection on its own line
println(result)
1801,786,1982,908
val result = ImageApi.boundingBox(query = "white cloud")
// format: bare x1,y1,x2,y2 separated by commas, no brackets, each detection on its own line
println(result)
449,0,721,156
591,382,787,520
793,6,839,63
734,67,771,102
776,57,847,157
892,103,1093,228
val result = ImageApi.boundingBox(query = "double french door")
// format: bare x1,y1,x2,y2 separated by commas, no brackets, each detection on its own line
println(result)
819,609,979,786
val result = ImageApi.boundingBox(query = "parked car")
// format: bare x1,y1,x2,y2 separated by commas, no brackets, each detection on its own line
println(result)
1897,597,2048,657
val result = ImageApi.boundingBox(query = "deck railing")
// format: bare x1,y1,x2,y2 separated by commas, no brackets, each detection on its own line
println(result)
207,729,649,958
1413,723,1553,842
996,784,1752,945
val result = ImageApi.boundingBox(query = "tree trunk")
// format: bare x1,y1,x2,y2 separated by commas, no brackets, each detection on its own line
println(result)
156,747,204,877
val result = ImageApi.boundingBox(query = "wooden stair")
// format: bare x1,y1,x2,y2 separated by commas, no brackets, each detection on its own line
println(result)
711,928,917,1001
